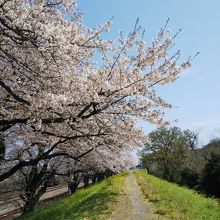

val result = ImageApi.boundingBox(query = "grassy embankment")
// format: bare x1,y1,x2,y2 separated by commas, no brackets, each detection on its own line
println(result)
16,172,126,220
17,170,220,220
134,169,220,220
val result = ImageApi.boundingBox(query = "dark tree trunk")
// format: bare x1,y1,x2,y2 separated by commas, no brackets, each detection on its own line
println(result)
20,164,49,214
22,184,47,214
92,176,97,184
23,197,37,213
97,173,105,181
68,181,79,194
83,176,89,188
67,172,81,194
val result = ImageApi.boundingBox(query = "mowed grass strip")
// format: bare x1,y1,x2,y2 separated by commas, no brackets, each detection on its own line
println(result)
134,169,220,220
16,173,125,220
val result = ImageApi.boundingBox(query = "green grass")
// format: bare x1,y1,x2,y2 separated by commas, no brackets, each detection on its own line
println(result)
16,173,125,220
16,170,220,220
134,169,220,220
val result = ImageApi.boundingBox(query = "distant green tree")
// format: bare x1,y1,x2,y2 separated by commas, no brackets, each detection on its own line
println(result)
200,153,220,197
182,138,220,179
201,138,220,160
179,168,199,189
141,127,198,182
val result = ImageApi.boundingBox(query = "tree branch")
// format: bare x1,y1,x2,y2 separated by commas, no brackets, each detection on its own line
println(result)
0,80,31,105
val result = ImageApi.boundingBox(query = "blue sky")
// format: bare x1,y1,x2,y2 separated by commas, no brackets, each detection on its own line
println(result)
78,0,220,145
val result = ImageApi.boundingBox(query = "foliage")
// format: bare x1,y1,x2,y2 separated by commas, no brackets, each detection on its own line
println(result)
179,167,200,189
141,128,220,198
141,126,198,182
200,153,220,197
135,170,220,220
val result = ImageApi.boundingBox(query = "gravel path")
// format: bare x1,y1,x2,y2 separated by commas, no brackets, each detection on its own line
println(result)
110,173,150,220
126,173,149,220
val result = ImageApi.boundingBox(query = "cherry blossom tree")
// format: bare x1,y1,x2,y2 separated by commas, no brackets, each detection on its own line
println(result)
0,0,195,213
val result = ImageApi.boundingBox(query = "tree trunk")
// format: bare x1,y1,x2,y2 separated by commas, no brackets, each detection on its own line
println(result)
68,181,79,194
97,173,104,181
22,183,47,214
22,194,38,214
20,164,49,214
83,176,89,188
92,176,97,184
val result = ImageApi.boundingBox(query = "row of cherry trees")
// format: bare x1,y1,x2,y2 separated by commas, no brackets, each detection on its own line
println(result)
0,0,193,214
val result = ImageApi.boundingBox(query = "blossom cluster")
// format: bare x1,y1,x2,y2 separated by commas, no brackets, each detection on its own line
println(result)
0,0,192,182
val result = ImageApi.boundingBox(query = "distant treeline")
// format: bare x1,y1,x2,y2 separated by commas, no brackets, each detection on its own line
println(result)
140,127,220,198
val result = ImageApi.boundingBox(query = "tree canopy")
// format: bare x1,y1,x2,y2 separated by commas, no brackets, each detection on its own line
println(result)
0,0,193,213
141,127,198,181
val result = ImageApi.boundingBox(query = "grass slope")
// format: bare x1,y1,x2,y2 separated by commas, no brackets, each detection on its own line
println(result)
17,173,125,220
17,170,220,220
134,169,220,220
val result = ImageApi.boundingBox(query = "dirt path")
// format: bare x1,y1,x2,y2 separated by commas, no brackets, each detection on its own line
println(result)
109,173,151,220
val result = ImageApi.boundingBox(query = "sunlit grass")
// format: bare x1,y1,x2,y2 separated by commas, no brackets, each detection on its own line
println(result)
16,172,125,220
16,170,220,220
134,169,220,220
